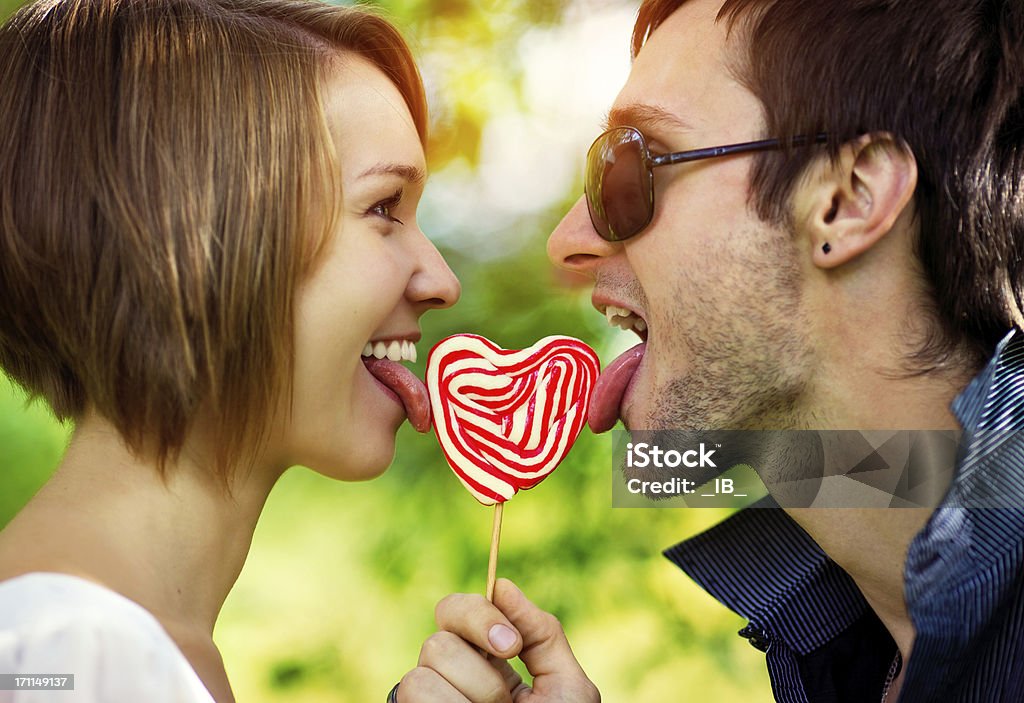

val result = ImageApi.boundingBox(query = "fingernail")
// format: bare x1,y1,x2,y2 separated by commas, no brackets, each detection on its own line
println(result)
488,623,517,651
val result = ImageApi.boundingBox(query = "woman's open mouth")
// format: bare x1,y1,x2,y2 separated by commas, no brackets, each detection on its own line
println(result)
360,338,430,432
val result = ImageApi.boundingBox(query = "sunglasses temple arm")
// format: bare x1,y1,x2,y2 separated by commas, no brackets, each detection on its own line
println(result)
652,133,829,167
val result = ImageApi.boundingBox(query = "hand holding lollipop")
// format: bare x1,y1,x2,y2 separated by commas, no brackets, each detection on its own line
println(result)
426,334,600,599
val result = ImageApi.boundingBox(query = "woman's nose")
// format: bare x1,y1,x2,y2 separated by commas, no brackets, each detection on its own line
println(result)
408,232,461,310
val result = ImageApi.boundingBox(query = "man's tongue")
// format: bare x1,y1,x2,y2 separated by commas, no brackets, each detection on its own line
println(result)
589,342,645,433
362,358,431,432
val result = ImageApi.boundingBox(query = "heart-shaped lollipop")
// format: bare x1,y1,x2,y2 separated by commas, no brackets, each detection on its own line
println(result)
427,334,600,505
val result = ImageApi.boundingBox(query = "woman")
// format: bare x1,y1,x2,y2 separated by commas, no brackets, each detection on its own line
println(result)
0,0,459,700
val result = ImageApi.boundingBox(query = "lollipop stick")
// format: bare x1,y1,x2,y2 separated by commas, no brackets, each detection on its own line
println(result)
485,502,504,602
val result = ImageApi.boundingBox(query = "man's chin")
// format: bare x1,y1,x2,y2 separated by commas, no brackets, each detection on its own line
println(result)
620,402,665,433
618,393,644,431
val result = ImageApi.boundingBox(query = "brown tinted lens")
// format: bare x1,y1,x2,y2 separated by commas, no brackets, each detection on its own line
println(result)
585,127,652,241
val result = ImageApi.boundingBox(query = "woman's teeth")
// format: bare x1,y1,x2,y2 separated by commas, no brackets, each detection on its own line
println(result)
604,305,648,336
361,340,417,363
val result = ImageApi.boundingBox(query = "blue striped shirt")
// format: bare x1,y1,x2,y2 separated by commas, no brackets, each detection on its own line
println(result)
665,328,1024,702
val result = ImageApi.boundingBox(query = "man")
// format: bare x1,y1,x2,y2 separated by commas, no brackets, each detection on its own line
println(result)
396,0,1024,700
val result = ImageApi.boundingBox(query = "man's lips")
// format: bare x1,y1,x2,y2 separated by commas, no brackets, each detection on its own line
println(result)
590,292,649,434
588,342,646,433
362,357,431,432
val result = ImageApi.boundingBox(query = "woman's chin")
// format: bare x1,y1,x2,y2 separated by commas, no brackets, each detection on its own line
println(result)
303,442,397,482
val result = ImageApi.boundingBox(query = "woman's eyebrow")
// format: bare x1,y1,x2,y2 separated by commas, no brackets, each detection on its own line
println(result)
358,161,426,185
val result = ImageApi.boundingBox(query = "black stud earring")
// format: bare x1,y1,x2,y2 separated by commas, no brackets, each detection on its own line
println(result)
822,243,832,255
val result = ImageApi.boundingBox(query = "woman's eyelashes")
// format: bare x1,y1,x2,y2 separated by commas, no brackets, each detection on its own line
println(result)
368,188,405,226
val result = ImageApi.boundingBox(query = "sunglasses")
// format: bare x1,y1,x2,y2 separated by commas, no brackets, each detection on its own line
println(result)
584,126,828,242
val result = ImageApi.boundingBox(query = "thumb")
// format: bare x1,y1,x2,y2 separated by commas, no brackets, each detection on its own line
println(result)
491,579,587,682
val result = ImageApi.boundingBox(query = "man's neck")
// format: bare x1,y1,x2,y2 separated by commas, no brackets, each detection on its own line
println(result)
785,506,931,659
780,357,973,663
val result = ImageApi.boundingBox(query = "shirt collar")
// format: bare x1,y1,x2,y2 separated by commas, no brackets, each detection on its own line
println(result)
951,327,1024,432
664,500,868,655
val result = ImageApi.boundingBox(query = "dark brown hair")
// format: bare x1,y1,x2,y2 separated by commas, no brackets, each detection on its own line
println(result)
634,0,1024,369
0,0,427,478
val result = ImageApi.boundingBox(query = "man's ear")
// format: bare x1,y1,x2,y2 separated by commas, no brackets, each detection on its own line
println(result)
794,133,917,269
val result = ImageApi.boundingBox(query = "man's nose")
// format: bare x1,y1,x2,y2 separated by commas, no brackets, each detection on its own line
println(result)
547,196,620,279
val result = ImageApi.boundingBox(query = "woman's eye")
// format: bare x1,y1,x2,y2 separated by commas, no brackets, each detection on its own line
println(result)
369,190,405,226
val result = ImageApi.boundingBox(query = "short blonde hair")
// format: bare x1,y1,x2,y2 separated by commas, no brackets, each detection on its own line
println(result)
0,0,427,478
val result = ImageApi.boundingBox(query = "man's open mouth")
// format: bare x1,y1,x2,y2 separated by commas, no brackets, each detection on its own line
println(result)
589,303,649,433
603,304,648,341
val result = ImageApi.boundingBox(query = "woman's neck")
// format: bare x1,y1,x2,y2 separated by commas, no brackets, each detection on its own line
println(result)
12,418,275,625
0,414,282,701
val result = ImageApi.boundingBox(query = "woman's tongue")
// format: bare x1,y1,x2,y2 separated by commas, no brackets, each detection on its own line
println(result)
588,343,646,433
362,357,431,432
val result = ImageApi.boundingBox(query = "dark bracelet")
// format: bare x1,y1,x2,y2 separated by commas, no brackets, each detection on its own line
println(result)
387,681,400,703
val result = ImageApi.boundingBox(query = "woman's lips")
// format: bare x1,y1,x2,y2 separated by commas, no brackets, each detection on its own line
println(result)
588,342,646,433
361,357,431,432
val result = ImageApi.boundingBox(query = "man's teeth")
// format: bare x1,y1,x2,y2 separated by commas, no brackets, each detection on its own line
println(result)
604,305,647,335
361,340,417,363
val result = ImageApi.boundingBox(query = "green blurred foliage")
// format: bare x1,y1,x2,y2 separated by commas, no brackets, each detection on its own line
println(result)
0,0,772,700
0,378,70,524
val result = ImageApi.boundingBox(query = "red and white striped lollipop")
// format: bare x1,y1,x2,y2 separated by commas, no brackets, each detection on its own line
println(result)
426,334,600,505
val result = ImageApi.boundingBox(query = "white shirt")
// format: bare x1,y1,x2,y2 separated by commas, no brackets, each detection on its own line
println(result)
0,573,215,702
